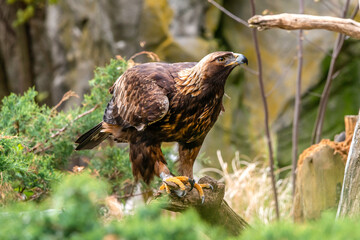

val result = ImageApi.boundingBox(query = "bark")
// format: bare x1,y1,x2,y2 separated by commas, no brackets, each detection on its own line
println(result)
344,115,358,139
248,13,360,39
293,144,345,221
337,111,360,218
15,22,34,93
0,46,10,99
294,115,357,221
160,176,249,236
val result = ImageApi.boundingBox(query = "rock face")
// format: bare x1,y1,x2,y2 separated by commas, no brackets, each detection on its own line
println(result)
1,0,358,166
45,0,144,107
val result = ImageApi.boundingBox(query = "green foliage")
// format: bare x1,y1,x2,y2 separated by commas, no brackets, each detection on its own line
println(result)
110,204,225,240
0,58,130,204
0,89,60,204
50,174,108,237
0,174,107,239
87,146,133,195
1,54,360,238
0,174,225,240
0,57,179,208
1,174,360,239
239,212,360,240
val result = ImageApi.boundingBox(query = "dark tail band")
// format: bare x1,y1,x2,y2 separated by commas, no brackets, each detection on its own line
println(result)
75,122,109,150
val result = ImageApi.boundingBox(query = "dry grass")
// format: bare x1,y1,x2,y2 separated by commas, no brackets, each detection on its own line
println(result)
198,150,293,224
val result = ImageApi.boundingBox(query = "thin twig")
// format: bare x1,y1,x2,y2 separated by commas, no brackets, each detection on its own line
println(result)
207,0,269,76
51,90,79,114
73,104,100,121
249,0,280,220
207,0,249,27
50,104,99,138
312,1,356,144
293,32,331,57
292,0,304,200
29,104,99,153
129,51,160,62
319,0,342,16
241,65,259,76
266,56,296,97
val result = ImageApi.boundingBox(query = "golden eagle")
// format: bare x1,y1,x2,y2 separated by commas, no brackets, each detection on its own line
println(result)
76,51,248,202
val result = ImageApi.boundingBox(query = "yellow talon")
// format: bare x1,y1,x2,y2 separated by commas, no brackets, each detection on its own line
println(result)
158,176,212,203
164,176,187,191
159,183,171,194
158,176,190,195
194,183,213,204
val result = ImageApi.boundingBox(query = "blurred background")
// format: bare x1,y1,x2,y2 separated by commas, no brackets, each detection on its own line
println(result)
1,0,360,169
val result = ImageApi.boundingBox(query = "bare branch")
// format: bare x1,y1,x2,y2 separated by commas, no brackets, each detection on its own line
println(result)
249,0,280,220
128,51,160,62
292,0,304,199
51,90,79,114
312,1,357,144
29,104,99,153
248,13,360,39
207,0,249,27
50,104,99,139
73,104,100,122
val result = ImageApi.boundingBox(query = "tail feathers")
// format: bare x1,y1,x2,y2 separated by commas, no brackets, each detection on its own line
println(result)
75,122,109,150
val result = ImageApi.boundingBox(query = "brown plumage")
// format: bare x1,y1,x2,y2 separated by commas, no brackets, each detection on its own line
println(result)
76,51,248,197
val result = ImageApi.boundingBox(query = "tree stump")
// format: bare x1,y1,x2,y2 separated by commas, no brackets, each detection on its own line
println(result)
158,176,249,236
293,144,345,221
293,115,357,221
337,112,360,218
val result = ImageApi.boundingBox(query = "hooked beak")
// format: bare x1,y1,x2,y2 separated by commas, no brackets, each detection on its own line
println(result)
234,53,248,65
225,53,248,66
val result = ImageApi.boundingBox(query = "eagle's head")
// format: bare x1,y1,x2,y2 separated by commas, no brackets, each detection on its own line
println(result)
198,51,248,74
177,51,248,96
197,52,248,80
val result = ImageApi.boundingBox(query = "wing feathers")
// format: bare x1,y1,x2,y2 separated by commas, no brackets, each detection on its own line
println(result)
105,63,171,130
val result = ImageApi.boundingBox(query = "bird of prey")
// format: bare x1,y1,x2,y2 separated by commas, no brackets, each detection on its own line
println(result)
75,51,248,202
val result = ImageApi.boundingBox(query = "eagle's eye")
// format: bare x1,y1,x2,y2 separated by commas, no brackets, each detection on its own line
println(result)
217,57,225,62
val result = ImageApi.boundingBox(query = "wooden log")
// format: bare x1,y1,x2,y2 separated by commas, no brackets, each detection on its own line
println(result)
345,115,358,139
337,111,360,218
294,115,358,221
159,176,249,236
294,144,345,221
248,13,360,39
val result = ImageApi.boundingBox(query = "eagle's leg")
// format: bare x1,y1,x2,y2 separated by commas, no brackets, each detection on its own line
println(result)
129,142,191,197
177,140,213,203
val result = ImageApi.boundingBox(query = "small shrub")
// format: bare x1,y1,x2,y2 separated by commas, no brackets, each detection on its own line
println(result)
239,212,360,240
0,58,131,204
0,174,225,240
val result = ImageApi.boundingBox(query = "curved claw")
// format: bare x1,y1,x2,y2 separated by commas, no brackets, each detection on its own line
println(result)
194,183,213,204
159,176,191,198
188,178,195,192
173,189,187,197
